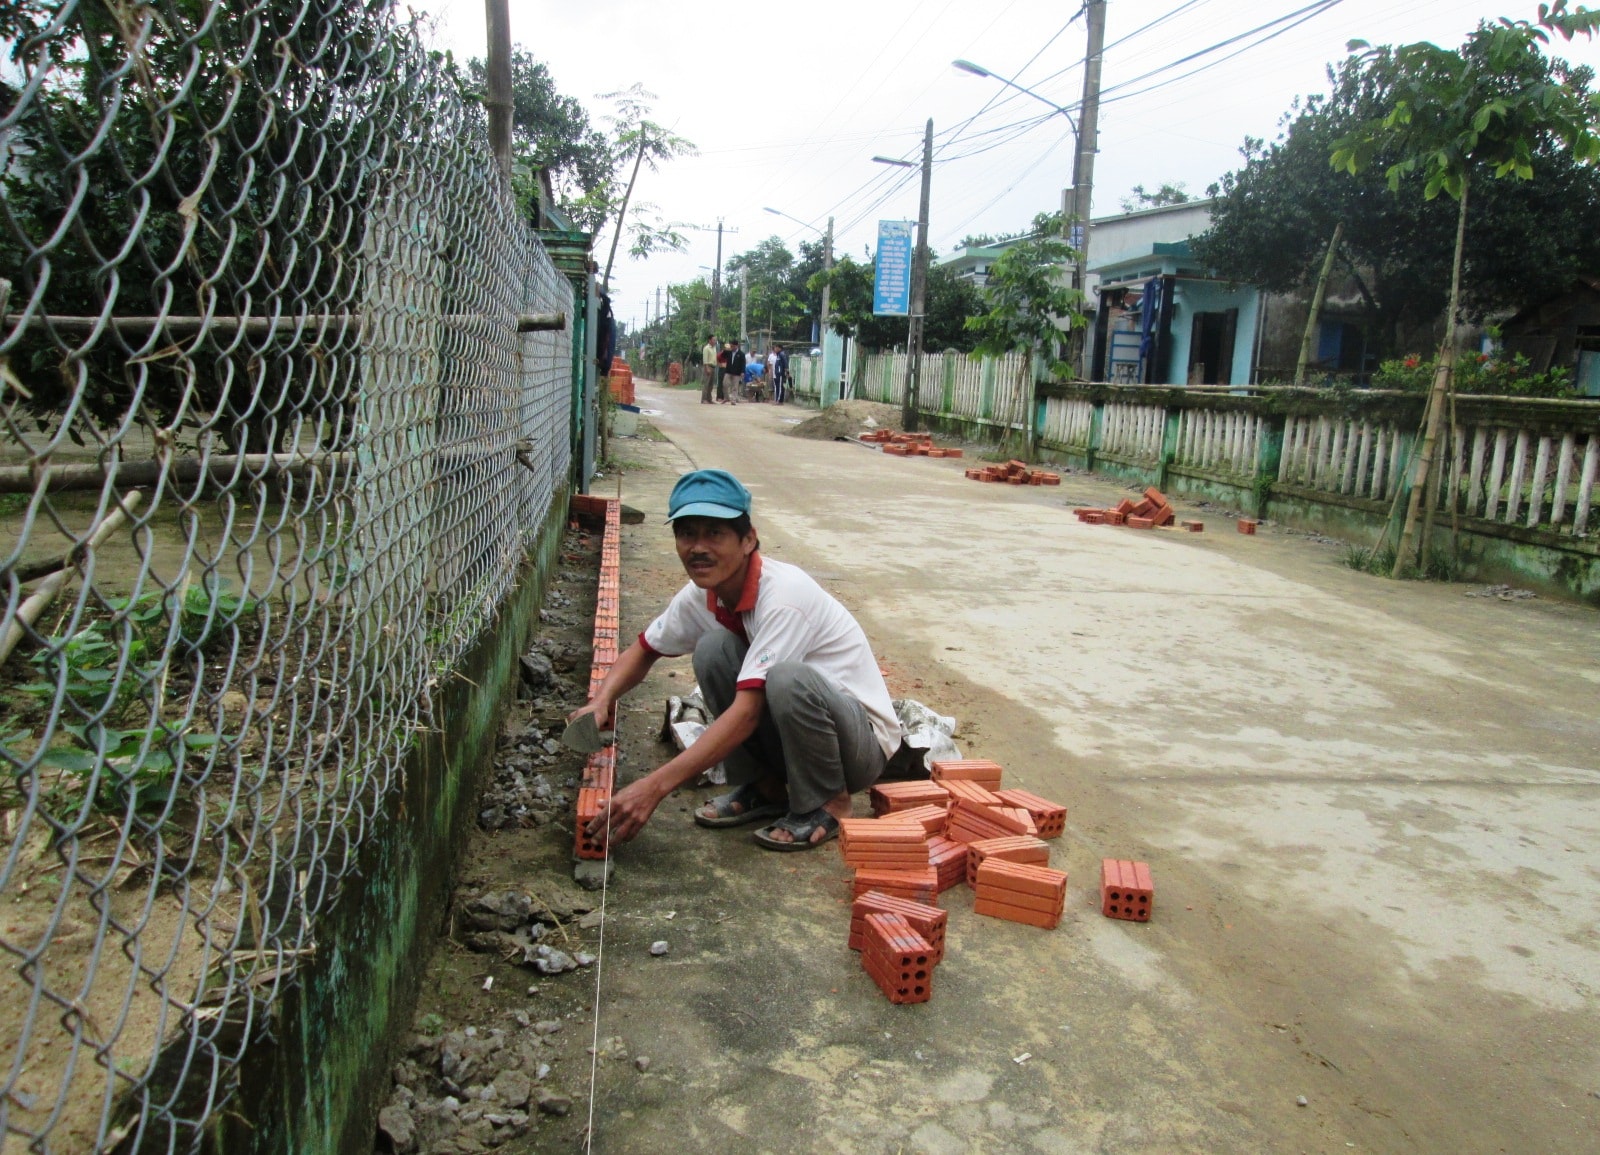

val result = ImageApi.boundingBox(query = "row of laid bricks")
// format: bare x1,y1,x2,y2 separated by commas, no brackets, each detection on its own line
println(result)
574,495,624,861
850,757,1153,1003
966,459,1061,486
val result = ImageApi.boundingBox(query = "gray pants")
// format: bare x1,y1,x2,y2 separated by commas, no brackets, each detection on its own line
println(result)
694,632,887,815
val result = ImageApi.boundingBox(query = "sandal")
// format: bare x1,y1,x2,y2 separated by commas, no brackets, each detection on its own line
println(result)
694,782,787,828
751,808,841,852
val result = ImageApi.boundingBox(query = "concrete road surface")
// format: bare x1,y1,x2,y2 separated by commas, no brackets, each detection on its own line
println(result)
579,381,1600,1155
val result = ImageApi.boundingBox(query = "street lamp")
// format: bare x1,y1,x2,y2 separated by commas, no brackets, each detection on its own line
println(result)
953,58,1090,302
763,207,834,342
873,120,933,433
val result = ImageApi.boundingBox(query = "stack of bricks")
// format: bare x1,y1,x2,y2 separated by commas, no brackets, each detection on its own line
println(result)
1100,859,1154,921
842,813,940,902
1074,486,1176,528
860,429,965,459
973,859,1068,929
859,912,939,1004
573,495,622,862
965,460,1061,486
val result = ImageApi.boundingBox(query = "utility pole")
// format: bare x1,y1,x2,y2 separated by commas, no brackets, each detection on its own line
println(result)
712,221,724,338
903,118,933,434
1069,0,1108,378
739,278,748,345
821,216,835,341
654,286,661,329
484,0,513,187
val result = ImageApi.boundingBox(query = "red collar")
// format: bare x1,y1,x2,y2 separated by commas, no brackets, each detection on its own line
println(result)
706,551,761,639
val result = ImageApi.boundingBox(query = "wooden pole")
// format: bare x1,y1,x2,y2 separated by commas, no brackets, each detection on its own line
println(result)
485,0,514,188
1393,178,1469,577
1294,222,1344,387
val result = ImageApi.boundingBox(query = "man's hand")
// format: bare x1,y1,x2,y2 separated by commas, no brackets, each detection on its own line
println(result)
585,777,663,847
567,697,614,730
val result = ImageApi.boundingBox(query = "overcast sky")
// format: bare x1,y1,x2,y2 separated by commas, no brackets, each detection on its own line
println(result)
411,0,1600,330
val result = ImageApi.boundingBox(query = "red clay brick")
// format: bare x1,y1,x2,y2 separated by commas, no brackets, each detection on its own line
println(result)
1181,520,1204,532
851,891,946,961
853,867,939,903
993,789,1067,838
976,858,1068,901
972,896,1060,929
1127,516,1154,529
939,779,1003,807
869,781,951,816
1237,519,1258,535
965,835,1050,885
880,804,950,837
1100,858,1154,921
930,759,1004,790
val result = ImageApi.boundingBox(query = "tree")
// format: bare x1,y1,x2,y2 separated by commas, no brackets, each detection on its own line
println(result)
583,86,695,291
466,48,610,221
1329,2,1600,575
1119,182,1192,212
1195,50,1600,359
964,212,1085,457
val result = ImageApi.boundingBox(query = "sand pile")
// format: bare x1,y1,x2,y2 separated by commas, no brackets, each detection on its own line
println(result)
785,400,906,442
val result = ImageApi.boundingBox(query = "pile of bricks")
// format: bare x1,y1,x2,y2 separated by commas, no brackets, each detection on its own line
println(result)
965,460,1061,486
1074,486,1177,528
573,494,621,861
607,357,634,405
842,756,1159,1002
859,429,965,459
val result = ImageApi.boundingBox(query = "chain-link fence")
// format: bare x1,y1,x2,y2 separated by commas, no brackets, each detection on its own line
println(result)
1,2,576,1150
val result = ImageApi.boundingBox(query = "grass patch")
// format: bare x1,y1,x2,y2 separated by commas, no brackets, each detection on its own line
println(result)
1343,542,1463,583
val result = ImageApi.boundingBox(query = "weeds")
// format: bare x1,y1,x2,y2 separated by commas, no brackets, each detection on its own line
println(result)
1343,543,1462,583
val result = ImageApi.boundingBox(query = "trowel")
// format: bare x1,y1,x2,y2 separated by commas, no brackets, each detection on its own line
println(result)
560,712,614,755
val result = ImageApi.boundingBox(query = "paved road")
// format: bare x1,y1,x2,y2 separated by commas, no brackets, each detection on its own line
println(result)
586,382,1600,1155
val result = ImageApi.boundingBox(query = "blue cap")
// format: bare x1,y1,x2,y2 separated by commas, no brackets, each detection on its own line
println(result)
667,469,752,521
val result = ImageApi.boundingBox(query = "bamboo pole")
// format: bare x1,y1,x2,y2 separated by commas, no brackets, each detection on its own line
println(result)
0,491,144,663
1294,222,1344,387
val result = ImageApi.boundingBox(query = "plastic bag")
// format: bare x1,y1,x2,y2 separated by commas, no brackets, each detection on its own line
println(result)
892,698,960,773
660,687,725,785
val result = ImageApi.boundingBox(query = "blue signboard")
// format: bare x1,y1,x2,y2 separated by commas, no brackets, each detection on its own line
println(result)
872,220,914,316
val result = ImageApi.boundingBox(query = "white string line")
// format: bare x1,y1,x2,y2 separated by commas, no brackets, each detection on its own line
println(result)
582,805,611,1153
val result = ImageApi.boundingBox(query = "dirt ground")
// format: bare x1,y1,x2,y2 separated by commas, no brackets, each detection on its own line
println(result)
380,380,1600,1155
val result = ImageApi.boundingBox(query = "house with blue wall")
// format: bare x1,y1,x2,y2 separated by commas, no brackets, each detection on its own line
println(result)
1084,201,1261,386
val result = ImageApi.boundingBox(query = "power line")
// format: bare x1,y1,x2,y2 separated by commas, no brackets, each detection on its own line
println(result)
1098,0,1344,101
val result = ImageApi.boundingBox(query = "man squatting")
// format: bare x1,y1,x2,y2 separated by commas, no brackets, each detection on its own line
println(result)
573,469,905,850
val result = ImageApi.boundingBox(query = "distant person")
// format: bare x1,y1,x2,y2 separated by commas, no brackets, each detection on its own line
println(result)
572,469,904,850
724,341,746,405
700,334,718,404
773,344,790,404
716,341,733,403
766,347,779,400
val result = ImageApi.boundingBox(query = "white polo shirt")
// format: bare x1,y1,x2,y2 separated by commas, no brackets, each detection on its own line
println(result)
640,553,902,759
